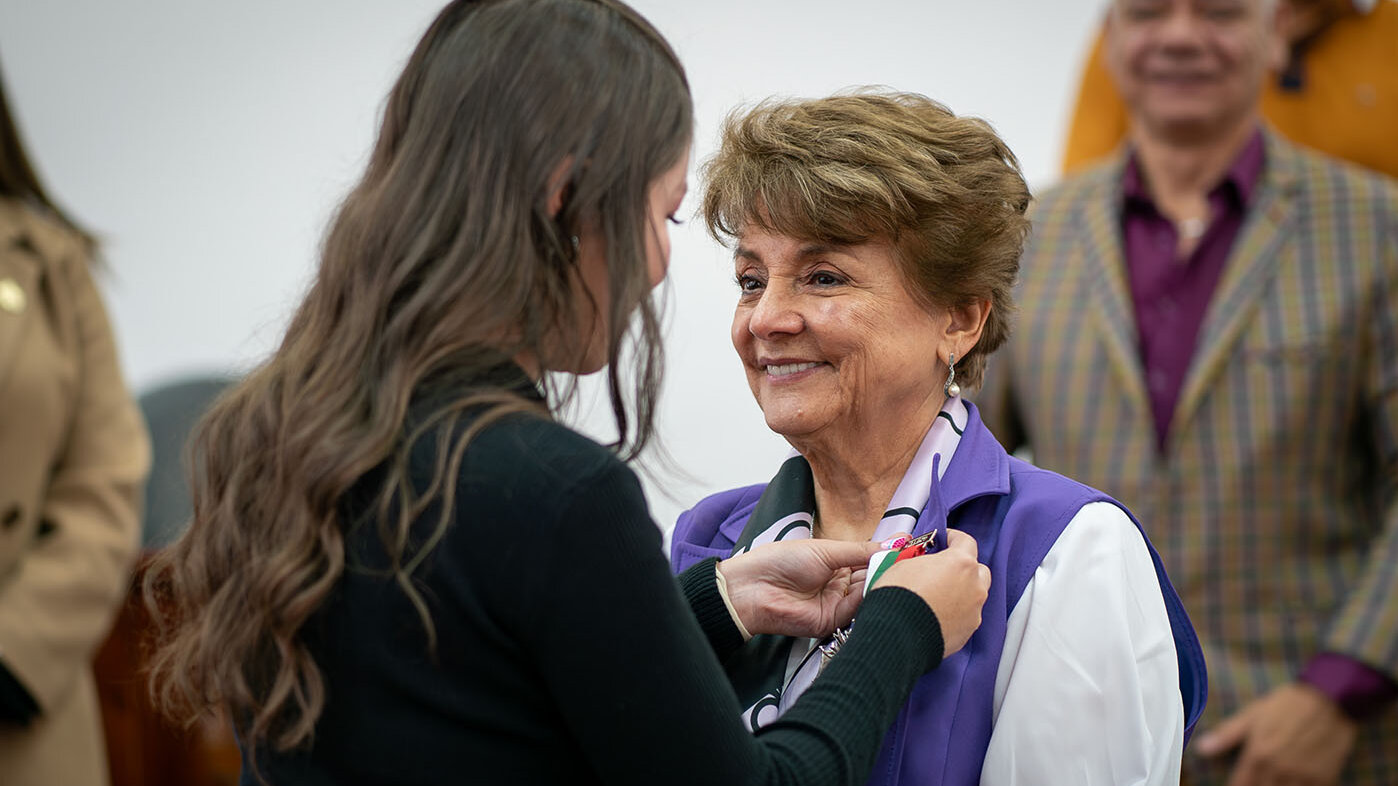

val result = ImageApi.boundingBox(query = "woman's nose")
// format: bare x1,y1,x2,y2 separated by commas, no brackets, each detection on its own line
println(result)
746,286,804,339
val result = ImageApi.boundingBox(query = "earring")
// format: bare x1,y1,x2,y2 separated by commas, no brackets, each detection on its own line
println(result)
944,352,961,399
570,235,580,251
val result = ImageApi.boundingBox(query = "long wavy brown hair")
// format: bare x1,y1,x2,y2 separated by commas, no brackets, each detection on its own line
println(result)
144,0,691,761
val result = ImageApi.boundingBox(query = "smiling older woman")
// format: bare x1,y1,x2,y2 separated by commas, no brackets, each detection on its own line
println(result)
670,92,1209,785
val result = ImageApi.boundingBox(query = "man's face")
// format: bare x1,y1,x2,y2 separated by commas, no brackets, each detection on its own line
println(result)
1106,0,1284,142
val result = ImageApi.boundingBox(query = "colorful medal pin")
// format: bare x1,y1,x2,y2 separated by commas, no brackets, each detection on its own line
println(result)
825,526,951,672
863,527,944,595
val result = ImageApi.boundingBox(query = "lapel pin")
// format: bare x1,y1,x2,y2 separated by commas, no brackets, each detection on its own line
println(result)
0,278,26,315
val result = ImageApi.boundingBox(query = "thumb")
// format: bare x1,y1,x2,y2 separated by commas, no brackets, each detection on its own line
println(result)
1194,707,1252,757
812,538,889,569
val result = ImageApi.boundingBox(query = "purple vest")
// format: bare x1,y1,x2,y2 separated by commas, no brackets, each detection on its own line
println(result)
671,403,1207,785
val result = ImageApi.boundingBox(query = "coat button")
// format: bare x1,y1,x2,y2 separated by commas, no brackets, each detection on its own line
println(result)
0,278,25,315
1,505,20,530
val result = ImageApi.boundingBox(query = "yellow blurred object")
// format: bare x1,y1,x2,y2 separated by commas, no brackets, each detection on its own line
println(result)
1062,2,1398,179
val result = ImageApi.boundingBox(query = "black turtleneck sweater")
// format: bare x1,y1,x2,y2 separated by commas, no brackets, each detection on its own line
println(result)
245,369,944,786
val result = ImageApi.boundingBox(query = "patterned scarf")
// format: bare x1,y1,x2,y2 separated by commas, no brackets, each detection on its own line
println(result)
726,396,968,731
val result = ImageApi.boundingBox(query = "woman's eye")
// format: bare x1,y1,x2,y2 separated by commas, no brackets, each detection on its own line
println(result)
811,271,843,287
736,274,763,292
667,214,684,226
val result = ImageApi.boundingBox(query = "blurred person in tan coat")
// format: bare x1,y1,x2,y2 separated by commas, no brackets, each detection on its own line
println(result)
0,63,150,786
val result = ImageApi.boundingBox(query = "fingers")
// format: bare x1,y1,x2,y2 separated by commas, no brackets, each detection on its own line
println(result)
1197,709,1252,758
810,538,887,568
1200,709,1261,786
818,530,979,569
849,567,868,589
943,531,991,596
1207,686,1358,786
944,529,980,556
832,579,863,627
873,530,989,658
878,532,912,550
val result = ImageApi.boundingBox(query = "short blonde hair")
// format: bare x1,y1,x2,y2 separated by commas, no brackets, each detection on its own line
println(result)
702,91,1030,390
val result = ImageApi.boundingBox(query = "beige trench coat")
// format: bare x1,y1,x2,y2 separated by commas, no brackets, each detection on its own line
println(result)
0,198,149,786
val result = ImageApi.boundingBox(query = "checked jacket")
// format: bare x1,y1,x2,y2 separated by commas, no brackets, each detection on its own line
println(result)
977,130,1398,785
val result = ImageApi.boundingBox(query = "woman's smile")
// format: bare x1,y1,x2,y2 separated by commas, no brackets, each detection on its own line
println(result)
761,359,828,380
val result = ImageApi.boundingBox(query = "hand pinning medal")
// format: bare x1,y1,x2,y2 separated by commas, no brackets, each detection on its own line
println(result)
819,528,947,672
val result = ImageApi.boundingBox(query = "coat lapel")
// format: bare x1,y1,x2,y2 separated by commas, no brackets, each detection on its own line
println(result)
0,203,42,390
1170,132,1301,440
1076,161,1152,413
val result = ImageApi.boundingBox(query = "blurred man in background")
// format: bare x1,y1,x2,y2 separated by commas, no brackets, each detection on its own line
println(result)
1063,0,1398,180
979,0,1398,783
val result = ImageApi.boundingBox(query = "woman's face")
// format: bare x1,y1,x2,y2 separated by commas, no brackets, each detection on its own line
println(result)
569,147,689,374
730,225,951,443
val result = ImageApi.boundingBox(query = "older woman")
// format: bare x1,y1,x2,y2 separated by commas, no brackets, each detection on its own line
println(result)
671,93,1208,785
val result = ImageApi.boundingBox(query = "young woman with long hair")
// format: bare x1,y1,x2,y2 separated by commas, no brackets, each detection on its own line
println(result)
144,2,990,784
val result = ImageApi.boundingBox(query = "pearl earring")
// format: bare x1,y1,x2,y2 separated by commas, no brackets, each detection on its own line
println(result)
944,352,961,399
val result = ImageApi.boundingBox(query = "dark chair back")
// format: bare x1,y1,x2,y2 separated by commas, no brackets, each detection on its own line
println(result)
139,376,233,549
97,373,240,786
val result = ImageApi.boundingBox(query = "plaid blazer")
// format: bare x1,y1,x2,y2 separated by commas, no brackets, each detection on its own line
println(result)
977,131,1398,785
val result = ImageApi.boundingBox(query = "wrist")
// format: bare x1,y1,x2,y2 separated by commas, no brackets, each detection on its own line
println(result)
714,560,753,641
1298,652,1398,722
848,586,945,674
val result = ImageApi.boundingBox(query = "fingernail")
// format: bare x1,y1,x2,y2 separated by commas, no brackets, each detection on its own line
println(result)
880,535,910,549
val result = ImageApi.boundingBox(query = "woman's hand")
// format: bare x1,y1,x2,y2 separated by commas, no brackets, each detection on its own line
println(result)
873,529,990,657
716,539,884,639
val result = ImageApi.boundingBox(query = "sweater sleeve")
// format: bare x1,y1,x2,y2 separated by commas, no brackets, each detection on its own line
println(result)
677,558,745,663
521,459,944,786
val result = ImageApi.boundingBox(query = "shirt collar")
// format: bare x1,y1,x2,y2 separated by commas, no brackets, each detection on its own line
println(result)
1121,127,1267,212
932,399,1011,513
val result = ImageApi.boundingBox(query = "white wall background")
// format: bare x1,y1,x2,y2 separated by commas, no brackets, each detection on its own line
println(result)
0,0,1106,534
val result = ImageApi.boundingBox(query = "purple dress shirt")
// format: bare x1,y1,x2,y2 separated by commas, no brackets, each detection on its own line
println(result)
1121,129,1398,720
1121,131,1263,451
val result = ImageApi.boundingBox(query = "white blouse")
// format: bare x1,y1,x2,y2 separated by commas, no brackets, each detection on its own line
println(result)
979,500,1184,786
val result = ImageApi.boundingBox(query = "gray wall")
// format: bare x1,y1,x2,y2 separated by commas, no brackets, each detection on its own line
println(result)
0,0,1107,535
